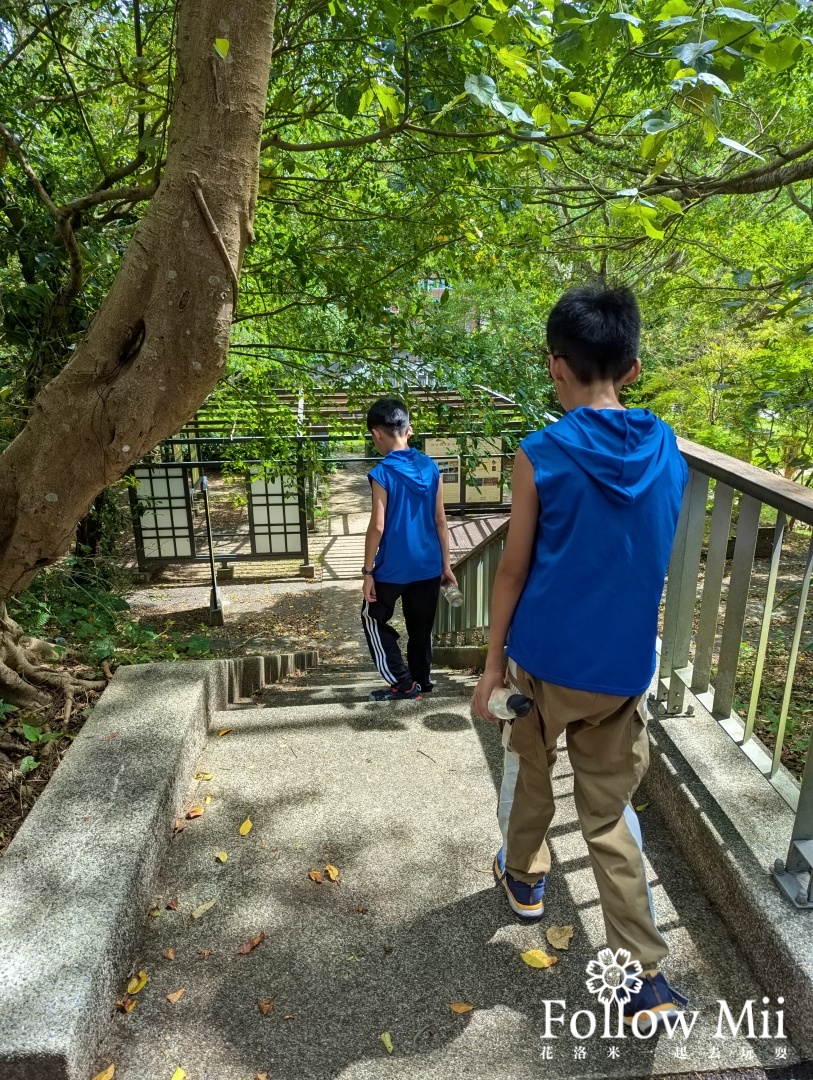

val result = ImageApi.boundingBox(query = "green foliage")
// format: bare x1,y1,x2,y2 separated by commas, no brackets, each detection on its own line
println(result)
9,561,212,667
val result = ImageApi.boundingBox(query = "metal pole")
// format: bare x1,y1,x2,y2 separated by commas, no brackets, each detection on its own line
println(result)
200,476,224,626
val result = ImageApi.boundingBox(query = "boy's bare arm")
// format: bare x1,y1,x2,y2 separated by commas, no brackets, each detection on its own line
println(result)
434,483,457,586
363,480,387,602
471,448,539,721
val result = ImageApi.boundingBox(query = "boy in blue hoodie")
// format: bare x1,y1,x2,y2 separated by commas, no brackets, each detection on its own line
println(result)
361,398,457,701
472,285,689,1032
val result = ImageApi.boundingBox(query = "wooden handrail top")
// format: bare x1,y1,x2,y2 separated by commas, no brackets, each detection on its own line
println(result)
451,518,509,571
678,438,813,525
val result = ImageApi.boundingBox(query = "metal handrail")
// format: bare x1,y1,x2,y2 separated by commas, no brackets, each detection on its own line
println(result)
432,434,813,908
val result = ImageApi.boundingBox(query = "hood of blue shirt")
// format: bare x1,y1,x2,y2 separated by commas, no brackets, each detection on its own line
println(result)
379,447,433,493
545,407,674,505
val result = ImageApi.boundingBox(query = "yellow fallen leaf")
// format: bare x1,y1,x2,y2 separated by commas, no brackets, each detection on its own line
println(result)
308,869,324,883
258,998,274,1016
546,925,575,951
195,772,213,781
166,988,186,1004
215,851,228,863
450,1002,474,1014
190,898,217,920
218,728,232,737
325,864,340,882
204,793,213,805
283,1013,294,1020
635,801,649,812
520,948,558,969
115,997,136,1013
91,1066,115,1080
380,1031,394,1054
163,948,176,960
186,807,204,820
257,1074,269,1080
239,817,253,836
170,1069,186,1080
126,970,148,995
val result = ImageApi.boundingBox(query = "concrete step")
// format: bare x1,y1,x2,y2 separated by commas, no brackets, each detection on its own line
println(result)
106,692,796,1080
260,669,477,708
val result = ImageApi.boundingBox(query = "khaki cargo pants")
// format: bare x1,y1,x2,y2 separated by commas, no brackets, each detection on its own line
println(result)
499,660,667,970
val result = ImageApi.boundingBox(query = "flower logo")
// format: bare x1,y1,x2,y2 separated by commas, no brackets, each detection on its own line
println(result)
586,948,643,1006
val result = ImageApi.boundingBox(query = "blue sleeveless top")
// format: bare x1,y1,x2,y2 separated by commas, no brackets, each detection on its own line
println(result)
369,448,442,584
506,408,688,697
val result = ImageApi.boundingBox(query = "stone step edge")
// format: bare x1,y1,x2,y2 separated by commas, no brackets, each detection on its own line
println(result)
0,650,317,1080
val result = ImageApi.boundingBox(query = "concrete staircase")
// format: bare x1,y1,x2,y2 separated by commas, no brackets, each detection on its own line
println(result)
103,664,807,1080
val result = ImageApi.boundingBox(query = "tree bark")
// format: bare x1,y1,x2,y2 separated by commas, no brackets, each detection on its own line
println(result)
0,0,276,606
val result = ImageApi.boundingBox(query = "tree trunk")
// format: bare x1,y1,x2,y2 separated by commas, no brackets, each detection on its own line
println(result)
0,0,276,608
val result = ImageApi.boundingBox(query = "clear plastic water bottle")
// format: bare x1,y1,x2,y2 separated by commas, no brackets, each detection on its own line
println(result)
441,583,464,608
488,689,533,720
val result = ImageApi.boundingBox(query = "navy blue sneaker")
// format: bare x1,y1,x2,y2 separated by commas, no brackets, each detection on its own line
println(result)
493,847,545,919
368,682,421,702
622,972,689,1033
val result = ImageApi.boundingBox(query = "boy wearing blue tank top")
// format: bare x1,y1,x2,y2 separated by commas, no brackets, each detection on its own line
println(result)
472,285,689,1033
361,398,458,701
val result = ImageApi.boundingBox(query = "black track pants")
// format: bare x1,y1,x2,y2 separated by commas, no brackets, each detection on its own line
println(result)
361,576,441,691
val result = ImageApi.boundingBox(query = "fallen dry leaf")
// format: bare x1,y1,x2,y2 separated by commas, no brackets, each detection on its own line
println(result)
218,728,232,737
380,1031,394,1054
91,1065,115,1080
166,898,179,911
173,819,184,833
149,907,160,918
126,970,148,995
308,869,324,883
256,1074,269,1080
166,988,186,1004
114,997,136,1013
186,807,204,820
239,817,253,836
198,948,213,958
546,925,575,951
237,931,265,955
325,864,340,882
204,793,213,805
258,999,274,1016
353,905,368,914
635,801,649,812
215,851,228,863
520,948,558,969
195,772,213,781
163,948,176,961
190,898,217,920
450,1002,475,1014
283,1014,294,1020
170,1069,186,1080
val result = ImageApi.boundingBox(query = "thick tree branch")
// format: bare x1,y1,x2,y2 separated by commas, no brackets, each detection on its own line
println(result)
786,183,813,224
62,181,159,215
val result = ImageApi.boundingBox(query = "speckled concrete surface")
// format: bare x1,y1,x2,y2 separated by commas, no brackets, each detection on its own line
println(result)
99,681,801,1080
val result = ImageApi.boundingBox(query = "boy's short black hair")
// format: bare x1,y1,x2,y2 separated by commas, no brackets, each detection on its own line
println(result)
546,285,641,385
366,397,410,435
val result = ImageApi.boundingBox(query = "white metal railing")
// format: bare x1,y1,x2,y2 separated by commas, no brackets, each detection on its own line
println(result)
434,437,813,909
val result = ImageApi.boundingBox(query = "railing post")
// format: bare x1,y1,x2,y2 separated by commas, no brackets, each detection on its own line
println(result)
659,470,708,710
712,494,761,717
692,483,735,694
743,513,785,744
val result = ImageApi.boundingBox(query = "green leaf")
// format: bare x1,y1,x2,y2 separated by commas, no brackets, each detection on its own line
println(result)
640,215,665,240
567,91,595,113
762,37,803,72
20,756,40,775
718,135,765,160
213,38,229,59
672,40,718,65
655,0,691,17
373,83,401,119
609,12,641,26
21,723,42,743
712,6,762,24
657,195,684,215
464,73,497,106
468,15,496,35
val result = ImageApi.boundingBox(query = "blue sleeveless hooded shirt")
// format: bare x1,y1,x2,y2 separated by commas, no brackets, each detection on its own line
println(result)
506,408,688,697
369,448,442,584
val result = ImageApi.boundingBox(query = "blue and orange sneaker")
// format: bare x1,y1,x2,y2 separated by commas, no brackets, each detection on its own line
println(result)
622,972,689,1033
493,847,545,919
368,682,421,702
